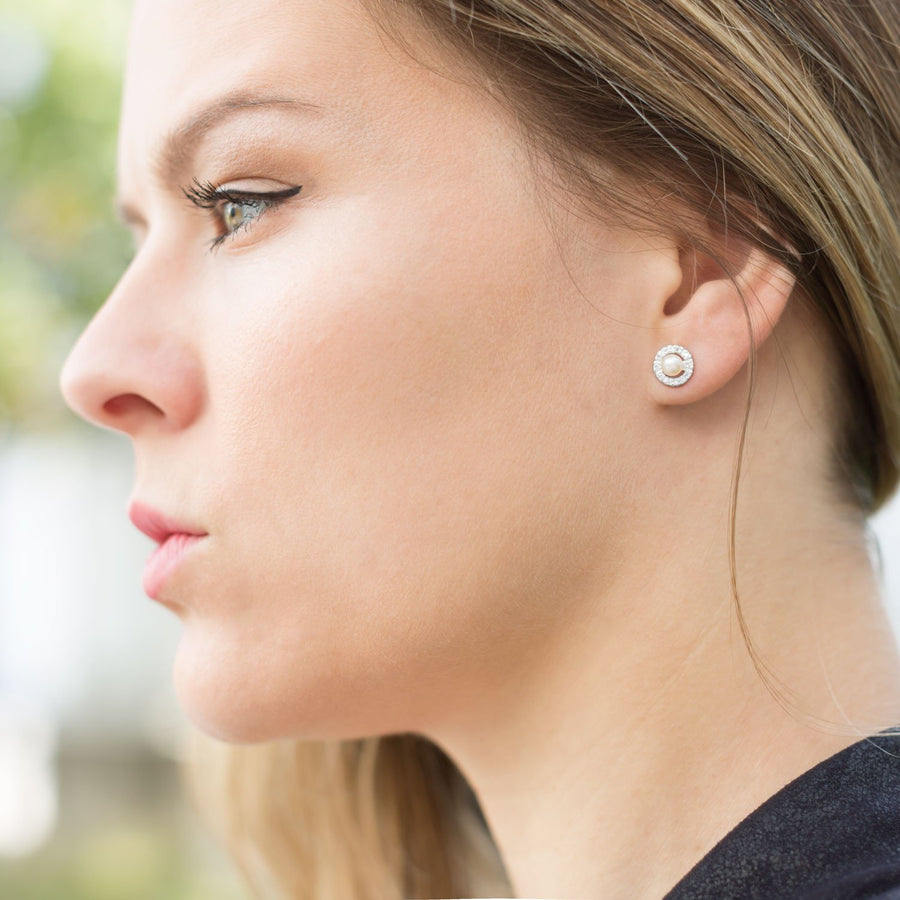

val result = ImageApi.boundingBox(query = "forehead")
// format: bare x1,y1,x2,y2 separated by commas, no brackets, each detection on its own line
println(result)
125,0,373,104
118,0,442,188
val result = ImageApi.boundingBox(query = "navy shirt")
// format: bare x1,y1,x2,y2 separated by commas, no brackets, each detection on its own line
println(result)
665,730,900,899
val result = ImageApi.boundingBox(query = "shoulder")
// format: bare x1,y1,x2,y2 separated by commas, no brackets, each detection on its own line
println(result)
666,731,900,900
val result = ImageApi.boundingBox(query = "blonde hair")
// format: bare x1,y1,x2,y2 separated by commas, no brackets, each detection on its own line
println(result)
185,2,900,896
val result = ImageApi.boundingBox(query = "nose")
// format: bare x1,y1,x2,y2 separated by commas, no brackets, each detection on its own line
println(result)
59,250,205,436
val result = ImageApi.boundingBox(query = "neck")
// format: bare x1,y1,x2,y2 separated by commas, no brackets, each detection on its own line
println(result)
423,487,900,899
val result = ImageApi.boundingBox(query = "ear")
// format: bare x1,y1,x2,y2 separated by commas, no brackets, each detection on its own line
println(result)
647,241,796,406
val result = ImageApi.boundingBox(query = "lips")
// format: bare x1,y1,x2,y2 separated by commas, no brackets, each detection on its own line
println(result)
128,501,207,544
128,501,208,600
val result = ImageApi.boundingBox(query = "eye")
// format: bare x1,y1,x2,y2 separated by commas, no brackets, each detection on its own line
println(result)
183,179,302,250
220,198,264,236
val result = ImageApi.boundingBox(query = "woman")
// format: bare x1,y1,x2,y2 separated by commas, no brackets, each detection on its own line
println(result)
59,0,900,897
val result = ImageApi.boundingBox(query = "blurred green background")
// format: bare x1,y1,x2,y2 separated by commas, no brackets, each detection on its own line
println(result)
0,1,244,897
0,0,132,431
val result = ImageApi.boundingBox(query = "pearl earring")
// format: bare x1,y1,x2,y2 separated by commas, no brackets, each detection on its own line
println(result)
653,344,694,386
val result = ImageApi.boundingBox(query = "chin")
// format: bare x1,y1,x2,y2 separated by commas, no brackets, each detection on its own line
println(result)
170,627,399,746
171,636,279,744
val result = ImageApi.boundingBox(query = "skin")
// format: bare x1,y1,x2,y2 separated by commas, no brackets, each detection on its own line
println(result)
60,0,900,896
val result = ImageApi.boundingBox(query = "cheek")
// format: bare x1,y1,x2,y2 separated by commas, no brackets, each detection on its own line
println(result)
205,191,568,534
177,191,630,741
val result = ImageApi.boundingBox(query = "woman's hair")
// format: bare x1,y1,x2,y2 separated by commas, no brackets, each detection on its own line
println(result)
184,2,900,897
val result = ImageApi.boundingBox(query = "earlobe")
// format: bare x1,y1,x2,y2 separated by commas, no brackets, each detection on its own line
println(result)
649,243,797,405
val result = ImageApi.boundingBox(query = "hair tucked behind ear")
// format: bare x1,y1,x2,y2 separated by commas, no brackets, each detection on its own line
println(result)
186,2,900,896
397,0,900,513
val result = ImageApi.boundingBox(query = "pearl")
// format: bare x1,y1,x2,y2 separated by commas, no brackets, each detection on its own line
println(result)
661,353,684,377
653,344,694,386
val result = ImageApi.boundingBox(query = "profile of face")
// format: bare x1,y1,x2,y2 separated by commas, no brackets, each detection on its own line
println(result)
61,0,686,744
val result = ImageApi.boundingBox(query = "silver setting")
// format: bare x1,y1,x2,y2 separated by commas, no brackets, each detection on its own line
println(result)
653,344,694,387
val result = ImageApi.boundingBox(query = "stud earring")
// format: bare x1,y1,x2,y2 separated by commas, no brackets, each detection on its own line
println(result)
653,344,694,386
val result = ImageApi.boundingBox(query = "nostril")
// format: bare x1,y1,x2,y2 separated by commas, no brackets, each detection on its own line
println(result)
103,393,165,420
59,327,205,433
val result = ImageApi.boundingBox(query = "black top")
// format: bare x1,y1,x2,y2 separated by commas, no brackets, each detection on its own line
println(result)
665,730,900,899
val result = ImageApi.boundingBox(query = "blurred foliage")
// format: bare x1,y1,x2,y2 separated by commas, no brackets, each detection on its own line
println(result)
0,749,247,898
0,0,133,429
0,822,245,900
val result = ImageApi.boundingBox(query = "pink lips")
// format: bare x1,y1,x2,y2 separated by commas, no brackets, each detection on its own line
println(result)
128,501,208,600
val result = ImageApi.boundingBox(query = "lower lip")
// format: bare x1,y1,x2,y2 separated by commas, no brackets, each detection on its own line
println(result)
142,533,206,600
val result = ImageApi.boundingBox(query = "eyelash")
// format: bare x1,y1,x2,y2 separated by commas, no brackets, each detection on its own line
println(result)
182,179,302,251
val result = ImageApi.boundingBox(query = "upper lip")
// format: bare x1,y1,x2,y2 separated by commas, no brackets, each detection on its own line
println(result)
128,500,208,545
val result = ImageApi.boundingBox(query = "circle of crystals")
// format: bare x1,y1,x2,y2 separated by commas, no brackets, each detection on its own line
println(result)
653,344,694,387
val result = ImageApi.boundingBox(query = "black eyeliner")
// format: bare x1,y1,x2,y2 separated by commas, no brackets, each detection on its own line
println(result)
180,178,302,252
182,178,302,210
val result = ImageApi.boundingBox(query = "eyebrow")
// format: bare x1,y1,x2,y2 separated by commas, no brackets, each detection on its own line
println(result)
116,92,321,226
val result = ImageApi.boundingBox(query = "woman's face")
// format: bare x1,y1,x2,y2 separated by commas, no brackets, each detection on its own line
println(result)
61,0,672,742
